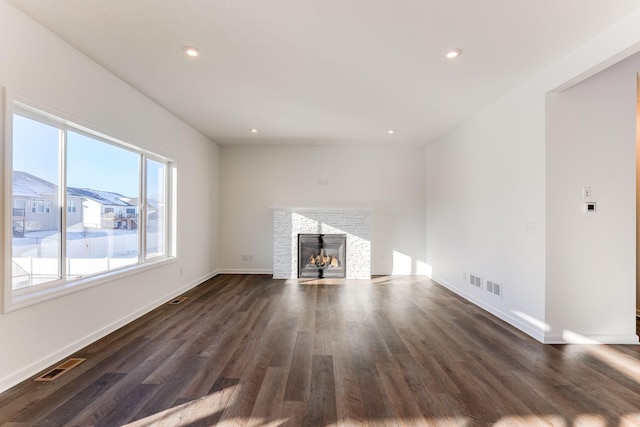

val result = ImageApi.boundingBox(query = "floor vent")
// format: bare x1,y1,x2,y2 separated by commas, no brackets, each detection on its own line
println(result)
169,296,189,305
35,358,86,382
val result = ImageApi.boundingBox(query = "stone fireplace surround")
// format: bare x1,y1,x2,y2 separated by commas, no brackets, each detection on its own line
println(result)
272,207,372,279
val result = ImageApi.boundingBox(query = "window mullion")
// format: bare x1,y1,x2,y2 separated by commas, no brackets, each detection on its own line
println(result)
139,155,147,262
165,162,171,257
59,128,67,281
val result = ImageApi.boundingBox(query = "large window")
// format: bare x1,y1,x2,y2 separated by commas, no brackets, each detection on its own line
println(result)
10,103,173,303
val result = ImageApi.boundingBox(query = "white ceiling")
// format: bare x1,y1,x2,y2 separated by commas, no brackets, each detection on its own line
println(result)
7,0,640,146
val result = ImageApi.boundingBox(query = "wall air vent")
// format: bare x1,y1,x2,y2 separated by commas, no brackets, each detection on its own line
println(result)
487,280,502,297
35,358,86,382
469,274,482,289
169,296,189,305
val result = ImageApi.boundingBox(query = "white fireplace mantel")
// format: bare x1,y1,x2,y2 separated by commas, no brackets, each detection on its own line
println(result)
272,207,372,279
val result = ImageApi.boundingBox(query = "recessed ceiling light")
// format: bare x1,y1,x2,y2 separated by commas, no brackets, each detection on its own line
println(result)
387,129,395,134
182,46,201,57
445,48,462,59
250,128,258,133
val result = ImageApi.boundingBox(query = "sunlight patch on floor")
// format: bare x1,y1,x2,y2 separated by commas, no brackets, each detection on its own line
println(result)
619,413,640,426
123,383,245,427
493,415,566,426
563,331,640,384
572,414,608,426
586,344,640,384
429,416,471,426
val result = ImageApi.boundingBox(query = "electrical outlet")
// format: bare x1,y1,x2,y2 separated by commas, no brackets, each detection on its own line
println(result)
241,254,254,262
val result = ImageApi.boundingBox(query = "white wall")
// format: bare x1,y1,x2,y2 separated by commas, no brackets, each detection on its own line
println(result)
0,0,219,392
219,145,426,275
427,7,640,343
637,86,640,316
425,79,547,340
546,53,639,343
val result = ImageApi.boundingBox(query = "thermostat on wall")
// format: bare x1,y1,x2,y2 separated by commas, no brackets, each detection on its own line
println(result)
584,202,596,213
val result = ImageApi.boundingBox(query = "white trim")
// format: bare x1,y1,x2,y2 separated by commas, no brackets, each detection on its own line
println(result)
432,275,546,343
0,269,218,394
139,155,147,260
543,333,639,345
371,270,393,276
5,257,177,312
1,86,7,313
218,268,273,275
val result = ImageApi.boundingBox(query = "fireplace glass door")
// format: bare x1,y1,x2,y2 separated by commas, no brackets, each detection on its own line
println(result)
298,234,346,278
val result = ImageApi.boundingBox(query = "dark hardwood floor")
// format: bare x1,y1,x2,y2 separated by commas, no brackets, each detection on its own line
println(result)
1,274,640,426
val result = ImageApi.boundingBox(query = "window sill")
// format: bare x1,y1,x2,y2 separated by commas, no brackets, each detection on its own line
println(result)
4,256,177,313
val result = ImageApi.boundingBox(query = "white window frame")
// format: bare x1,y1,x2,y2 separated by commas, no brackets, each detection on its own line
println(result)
3,98,176,312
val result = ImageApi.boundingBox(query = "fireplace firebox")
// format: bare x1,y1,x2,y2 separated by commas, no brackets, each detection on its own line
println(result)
298,234,346,278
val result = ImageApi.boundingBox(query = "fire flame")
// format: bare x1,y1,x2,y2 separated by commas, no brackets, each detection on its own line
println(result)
308,254,339,268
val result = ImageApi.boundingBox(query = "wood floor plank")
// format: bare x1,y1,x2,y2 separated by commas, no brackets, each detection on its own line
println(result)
63,338,186,426
331,339,367,426
247,367,289,426
148,378,239,427
32,372,126,426
283,331,314,402
356,364,396,424
1,274,639,426
268,317,298,368
375,362,424,425
134,354,206,421
216,340,273,425
304,355,337,426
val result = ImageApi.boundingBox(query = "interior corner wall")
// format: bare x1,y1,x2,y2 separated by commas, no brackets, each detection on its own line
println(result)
0,0,219,393
218,145,426,276
425,83,547,341
545,53,639,344
426,7,640,344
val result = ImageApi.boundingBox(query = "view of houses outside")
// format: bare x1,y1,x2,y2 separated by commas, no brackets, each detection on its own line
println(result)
146,158,166,258
12,114,166,290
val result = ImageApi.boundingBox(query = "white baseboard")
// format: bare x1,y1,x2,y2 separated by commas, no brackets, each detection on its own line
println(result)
432,275,547,343
371,270,392,276
543,333,639,345
216,268,273,275
433,276,639,345
0,270,218,394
